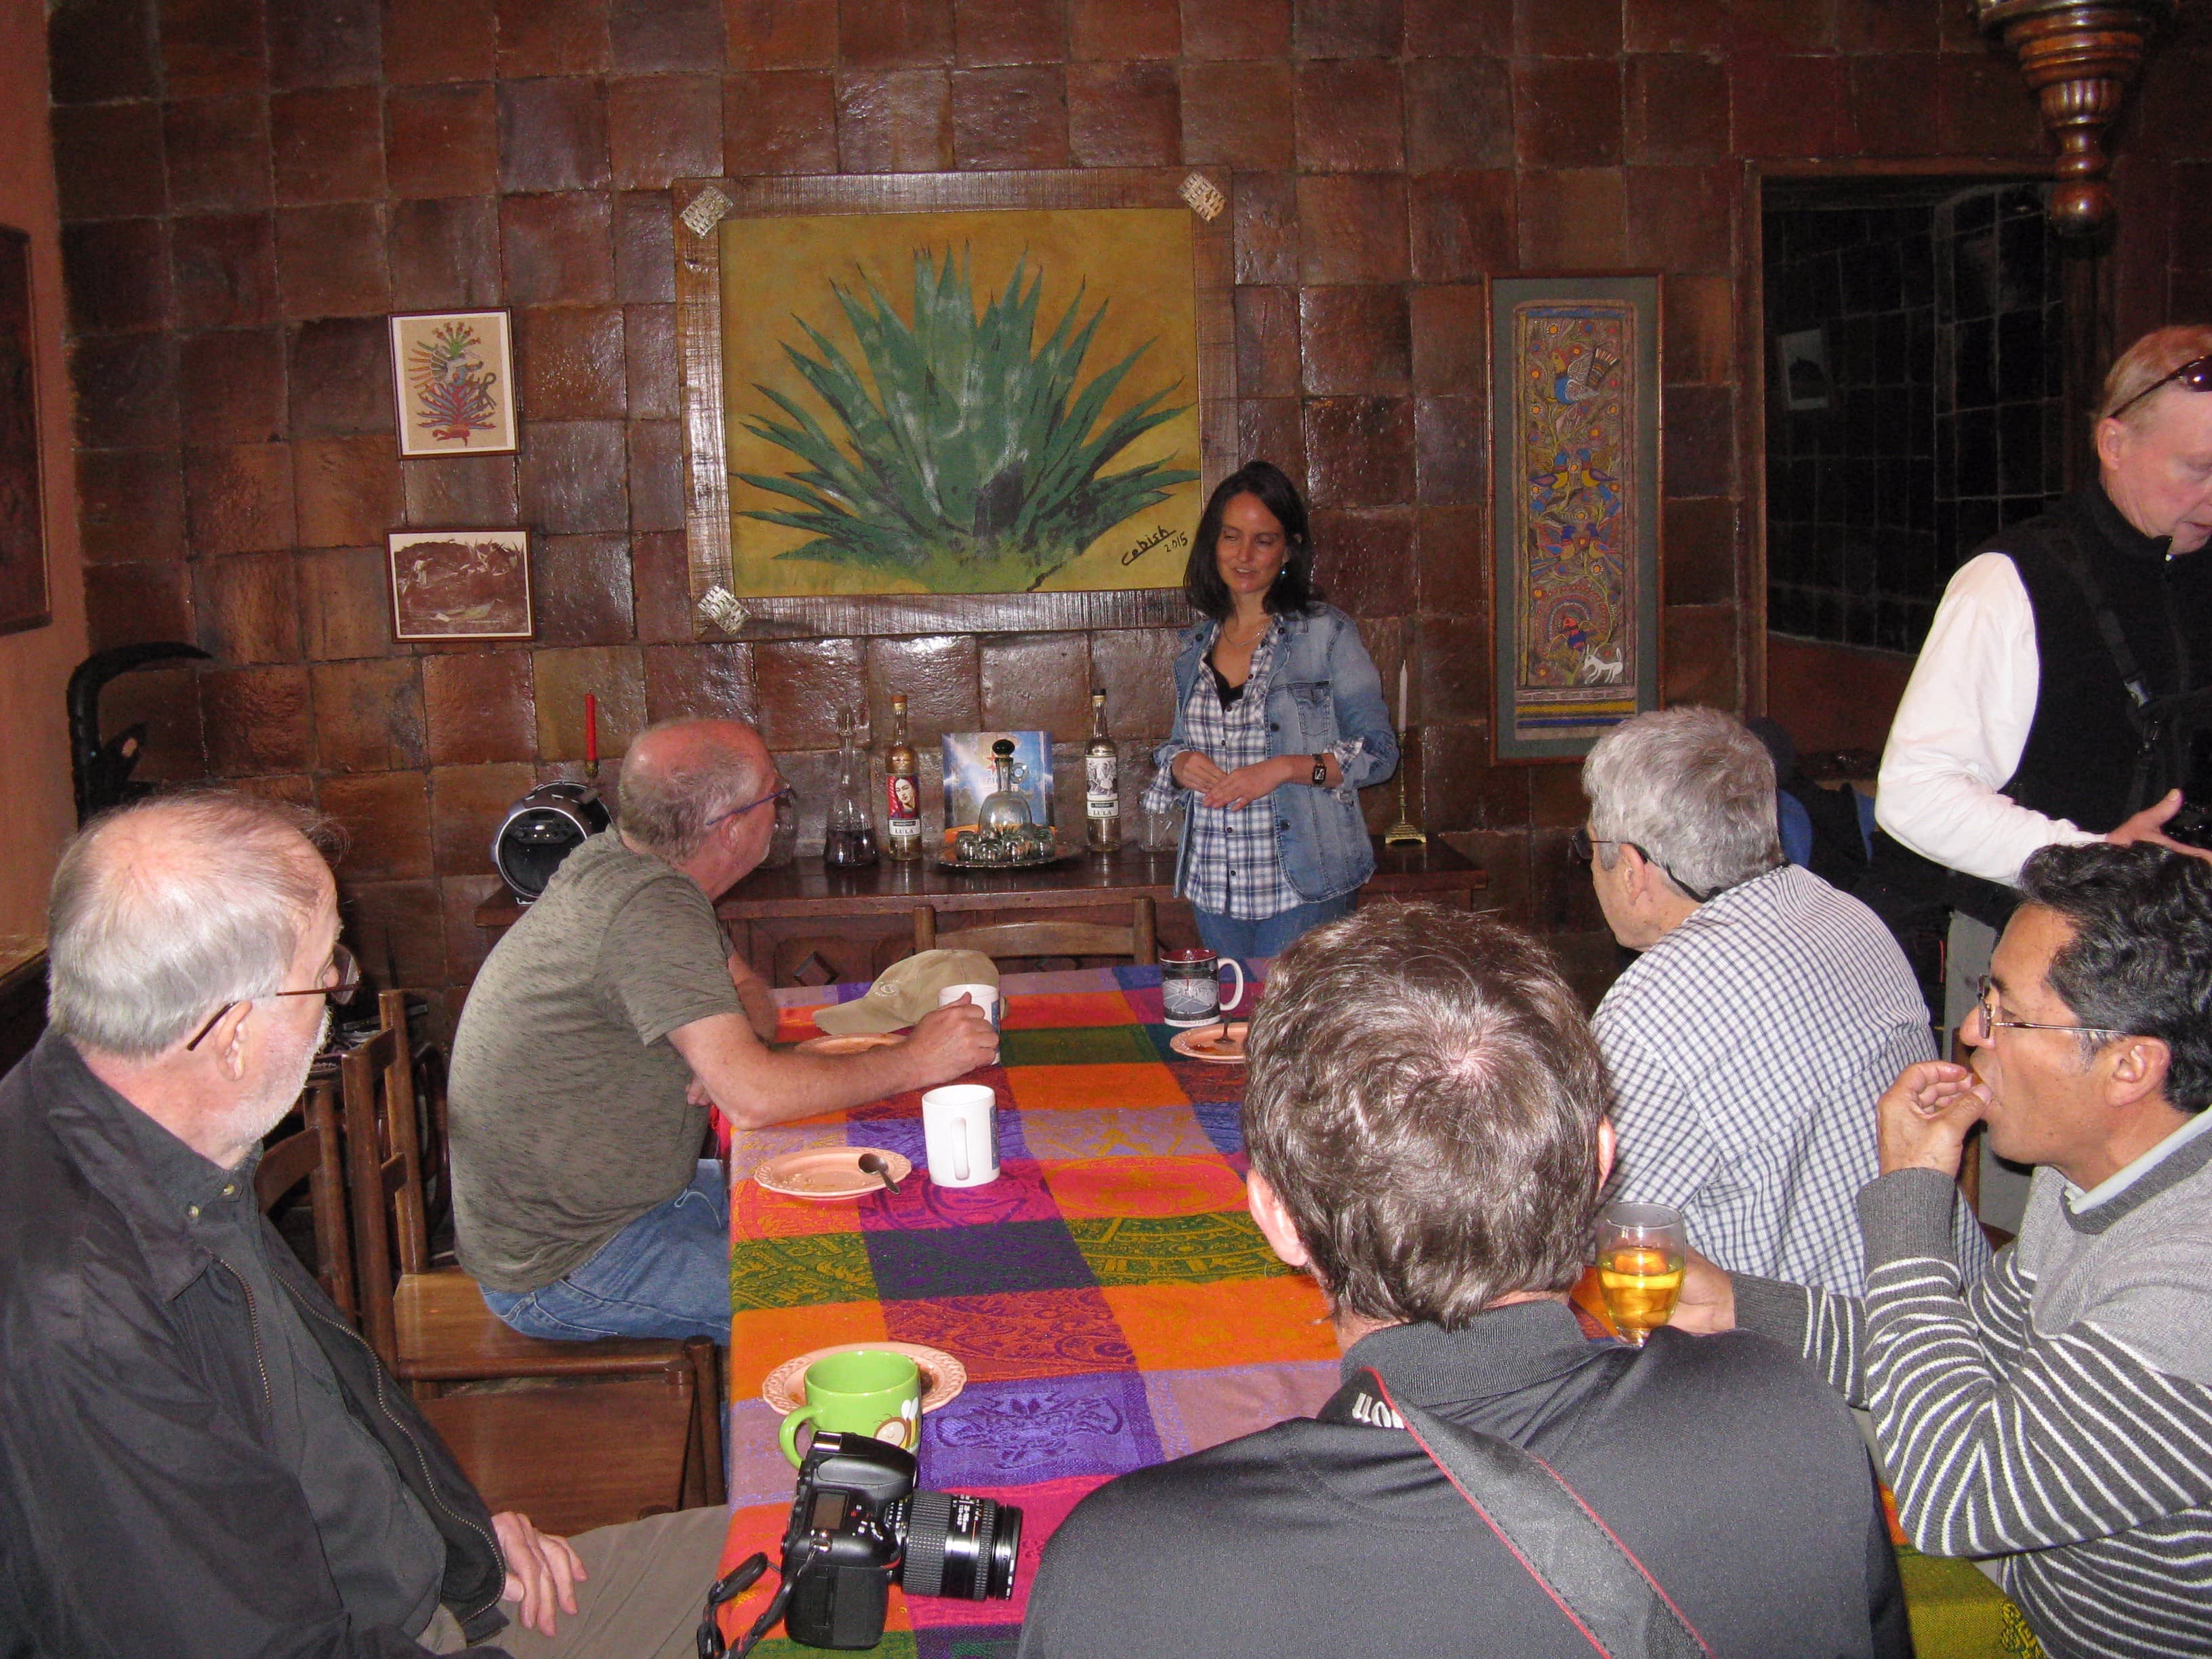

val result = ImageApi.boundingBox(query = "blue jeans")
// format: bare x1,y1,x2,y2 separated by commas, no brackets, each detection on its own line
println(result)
1193,892,1356,962
479,1160,729,1343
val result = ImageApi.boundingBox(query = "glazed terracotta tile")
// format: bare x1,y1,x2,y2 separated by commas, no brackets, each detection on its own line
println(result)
863,634,981,743
533,644,647,760
1420,723,1528,833
51,102,167,221
644,642,757,723
837,69,955,172
1069,0,1178,59
1515,0,1617,56
1662,604,1738,708
266,0,382,88
1298,285,1410,396
724,70,840,173
184,442,297,554
1233,286,1298,398
979,633,1091,739
1308,506,1414,612
1662,274,1733,387
1229,170,1296,285
840,0,955,66
625,304,678,417
950,66,1069,168
312,659,428,773
439,873,506,985
342,879,449,991
177,327,287,445
1235,396,1304,477
1414,394,1483,506
630,531,693,644
497,77,611,193
1410,283,1483,394
500,192,615,306
163,95,272,211
384,85,500,198
1406,58,1513,172
62,220,171,333
726,0,838,68
1515,167,1624,268
388,197,504,310
1292,0,1399,58
754,637,865,749
1404,0,1501,54
1065,62,1177,167
83,562,193,651
955,0,1067,65
1515,58,1622,169
1086,628,1179,740
517,306,628,419
518,422,628,534
1416,504,1485,617
288,316,394,435
298,544,397,660
1626,164,1734,275
615,191,677,305
194,548,300,662
1293,60,1401,171
49,0,160,104
1302,397,1414,508
201,664,314,776
608,75,724,188
270,87,386,203
423,650,536,764
274,203,390,317
77,449,186,565
1181,0,1289,59
384,0,496,83
1624,54,1729,163
611,0,726,72
495,0,611,77
171,212,279,329
1295,175,1408,283
1731,54,1852,159
533,533,636,646
429,762,539,869
1416,613,1488,725
161,0,268,98
1664,384,1736,499
294,433,403,550
1664,497,1738,609
1179,61,1292,168
70,333,178,450
627,420,683,533
402,453,520,528
322,771,435,880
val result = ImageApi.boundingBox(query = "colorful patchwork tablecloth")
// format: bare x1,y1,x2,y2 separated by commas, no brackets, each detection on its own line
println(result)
716,965,1334,1658
716,964,2036,1659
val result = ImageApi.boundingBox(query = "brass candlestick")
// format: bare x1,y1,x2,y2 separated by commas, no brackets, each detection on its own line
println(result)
1384,724,1426,847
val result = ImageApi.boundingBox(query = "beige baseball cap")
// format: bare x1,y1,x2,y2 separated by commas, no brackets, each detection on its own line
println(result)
811,950,1000,1034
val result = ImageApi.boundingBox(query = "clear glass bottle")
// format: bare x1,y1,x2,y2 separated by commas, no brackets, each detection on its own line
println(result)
823,707,879,869
977,738,1033,837
1084,689,1120,852
883,693,922,861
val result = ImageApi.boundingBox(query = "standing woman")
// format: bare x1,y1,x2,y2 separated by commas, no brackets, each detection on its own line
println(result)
1142,461,1398,960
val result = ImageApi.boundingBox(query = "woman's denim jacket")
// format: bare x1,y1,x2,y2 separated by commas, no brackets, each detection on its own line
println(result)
1151,603,1399,905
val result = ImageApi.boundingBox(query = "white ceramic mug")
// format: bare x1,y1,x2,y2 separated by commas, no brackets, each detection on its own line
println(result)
1160,947,1247,1027
937,982,1002,1030
921,1083,1000,1187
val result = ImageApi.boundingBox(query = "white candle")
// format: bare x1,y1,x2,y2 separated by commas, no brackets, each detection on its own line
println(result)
1397,658,1408,734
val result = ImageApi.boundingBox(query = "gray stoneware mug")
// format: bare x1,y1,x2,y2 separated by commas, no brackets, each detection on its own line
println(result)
1160,947,1246,1028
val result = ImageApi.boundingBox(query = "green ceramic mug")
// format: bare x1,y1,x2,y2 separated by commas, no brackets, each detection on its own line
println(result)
779,1349,922,1468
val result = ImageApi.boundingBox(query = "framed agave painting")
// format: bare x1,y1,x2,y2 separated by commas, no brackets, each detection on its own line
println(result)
673,170,1235,637
388,310,517,458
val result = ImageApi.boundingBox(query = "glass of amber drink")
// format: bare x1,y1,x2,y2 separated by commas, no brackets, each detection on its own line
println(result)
1595,1202,1687,1347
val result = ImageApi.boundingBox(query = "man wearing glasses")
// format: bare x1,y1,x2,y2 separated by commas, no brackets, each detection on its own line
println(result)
1877,323,2212,1229
1672,842,2212,1659
1578,707,1989,1295
449,718,998,1345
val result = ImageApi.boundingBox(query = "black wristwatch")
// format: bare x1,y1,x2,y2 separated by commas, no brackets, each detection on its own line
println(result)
1311,754,1328,787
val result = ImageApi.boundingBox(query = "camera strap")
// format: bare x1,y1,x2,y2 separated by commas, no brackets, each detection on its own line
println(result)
1355,1369,1713,1659
693,1552,792,1659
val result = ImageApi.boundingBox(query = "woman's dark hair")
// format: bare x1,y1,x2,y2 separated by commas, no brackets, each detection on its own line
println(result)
1182,459,1322,622
2016,842,2212,1112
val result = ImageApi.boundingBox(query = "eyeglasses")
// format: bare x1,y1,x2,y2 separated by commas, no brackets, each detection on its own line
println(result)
2108,354,2212,421
703,782,796,834
1568,826,1719,905
1971,975,2129,1044
185,942,361,1052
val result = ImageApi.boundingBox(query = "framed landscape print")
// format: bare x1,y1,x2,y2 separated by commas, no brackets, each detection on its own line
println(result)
0,225,48,636
388,528,532,641
389,310,517,458
1487,274,1664,762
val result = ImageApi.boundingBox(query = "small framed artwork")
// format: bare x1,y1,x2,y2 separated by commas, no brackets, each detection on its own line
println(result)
1776,327,1832,411
0,224,49,636
389,309,517,457
1487,273,1664,762
388,528,533,642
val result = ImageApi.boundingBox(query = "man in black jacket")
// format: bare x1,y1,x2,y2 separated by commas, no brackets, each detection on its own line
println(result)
1017,904,1910,1659
0,793,726,1658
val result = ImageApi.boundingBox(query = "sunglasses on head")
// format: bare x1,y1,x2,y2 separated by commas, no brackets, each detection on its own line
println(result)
2109,354,2212,421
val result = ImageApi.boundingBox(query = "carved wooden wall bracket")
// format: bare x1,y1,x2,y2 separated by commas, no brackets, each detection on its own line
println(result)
1976,0,2177,237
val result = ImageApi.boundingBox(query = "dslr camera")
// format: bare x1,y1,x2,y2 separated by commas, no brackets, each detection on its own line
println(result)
2166,796,2212,851
773,1431,1022,1650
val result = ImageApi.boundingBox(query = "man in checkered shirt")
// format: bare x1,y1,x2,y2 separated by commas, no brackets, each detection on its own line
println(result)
1582,707,1990,1293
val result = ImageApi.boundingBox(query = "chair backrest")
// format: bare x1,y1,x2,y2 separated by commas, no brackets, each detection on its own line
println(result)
915,898,1156,965
341,991,428,1369
254,1077,357,1323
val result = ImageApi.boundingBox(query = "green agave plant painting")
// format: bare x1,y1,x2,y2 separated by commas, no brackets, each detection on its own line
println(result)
734,249,1199,594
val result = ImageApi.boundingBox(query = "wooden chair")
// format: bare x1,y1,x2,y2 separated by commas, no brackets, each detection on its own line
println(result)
914,898,1157,966
254,1076,356,1324
342,991,724,1528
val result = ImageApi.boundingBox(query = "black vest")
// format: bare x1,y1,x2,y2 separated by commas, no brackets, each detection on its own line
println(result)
1948,483,2212,927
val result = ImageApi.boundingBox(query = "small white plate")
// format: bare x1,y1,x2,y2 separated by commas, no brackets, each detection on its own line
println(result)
753,1147,912,1201
760,1341,968,1416
1170,1021,1248,1064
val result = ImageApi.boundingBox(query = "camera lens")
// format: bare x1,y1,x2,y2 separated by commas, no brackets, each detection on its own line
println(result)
899,1490,1023,1601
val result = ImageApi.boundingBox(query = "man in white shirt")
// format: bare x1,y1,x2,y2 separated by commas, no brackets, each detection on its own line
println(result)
1876,323,2212,1227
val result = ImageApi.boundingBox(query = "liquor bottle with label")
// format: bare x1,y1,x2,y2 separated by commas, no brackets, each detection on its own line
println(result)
1084,689,1121,852
883,693,922,861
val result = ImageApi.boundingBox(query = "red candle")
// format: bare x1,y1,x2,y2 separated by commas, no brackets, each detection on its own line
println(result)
584,693,598,765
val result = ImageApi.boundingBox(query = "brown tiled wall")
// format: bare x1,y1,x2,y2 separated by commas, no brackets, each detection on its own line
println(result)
45,0,2211,1025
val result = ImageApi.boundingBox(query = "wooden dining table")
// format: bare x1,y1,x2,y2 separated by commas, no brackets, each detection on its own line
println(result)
711,964,2034,1659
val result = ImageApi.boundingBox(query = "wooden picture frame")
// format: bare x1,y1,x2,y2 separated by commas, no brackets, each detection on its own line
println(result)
388,528,533,642
1486,274,1664,763
0,224,49,637
672,169,1237,640
388,309,518,458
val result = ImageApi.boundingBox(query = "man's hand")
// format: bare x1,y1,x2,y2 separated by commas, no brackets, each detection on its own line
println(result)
1876,1059,1990,1178
2107,788,2212,865
492,1511,584,1639
1200,756,1300,812
903,1000,999,1085
1666,1248,1738,1334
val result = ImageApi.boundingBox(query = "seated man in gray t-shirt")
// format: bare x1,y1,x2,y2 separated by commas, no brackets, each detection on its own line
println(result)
449,718,996,1342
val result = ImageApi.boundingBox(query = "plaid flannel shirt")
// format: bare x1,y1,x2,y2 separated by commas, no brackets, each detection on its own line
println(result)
1141,620,1365,921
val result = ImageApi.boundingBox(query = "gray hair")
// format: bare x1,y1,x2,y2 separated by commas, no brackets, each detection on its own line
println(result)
1243,903,1609,1328
2097,323,2212,430
617,720,768,861
1581,706,1781,899
47,792,336,1059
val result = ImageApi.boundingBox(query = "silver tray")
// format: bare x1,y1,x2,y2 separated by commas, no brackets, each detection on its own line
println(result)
935,843,1080,873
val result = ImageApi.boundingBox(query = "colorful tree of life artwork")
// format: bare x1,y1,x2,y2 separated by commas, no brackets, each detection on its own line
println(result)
1509,299,1640,749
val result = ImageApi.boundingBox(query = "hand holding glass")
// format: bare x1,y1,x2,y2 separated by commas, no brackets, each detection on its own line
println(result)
1595,1202,1687,1347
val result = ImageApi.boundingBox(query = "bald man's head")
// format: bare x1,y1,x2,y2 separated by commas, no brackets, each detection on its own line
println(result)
47,793,336,1058
618,718,775,861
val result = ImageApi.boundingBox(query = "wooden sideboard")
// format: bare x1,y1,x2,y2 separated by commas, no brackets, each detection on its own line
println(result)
473,838,1486,987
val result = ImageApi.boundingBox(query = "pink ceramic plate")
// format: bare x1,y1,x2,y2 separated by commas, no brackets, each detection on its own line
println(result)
760,1341,967,1416
1170,1021,1249,1064
753,1147,912,1200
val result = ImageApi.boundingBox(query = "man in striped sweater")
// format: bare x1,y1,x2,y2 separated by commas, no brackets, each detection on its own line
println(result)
1673,842,2212,1659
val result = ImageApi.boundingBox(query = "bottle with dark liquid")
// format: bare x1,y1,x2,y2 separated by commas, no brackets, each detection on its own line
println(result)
1084,689,1120,852
884,693,922,861
823,707,879,869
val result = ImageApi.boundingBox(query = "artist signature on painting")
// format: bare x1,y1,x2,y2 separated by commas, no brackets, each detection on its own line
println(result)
1120,525,1191,567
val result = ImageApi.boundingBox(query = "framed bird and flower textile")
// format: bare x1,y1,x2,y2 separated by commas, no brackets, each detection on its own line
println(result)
1488,274,1664,762
673,170,1235,637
